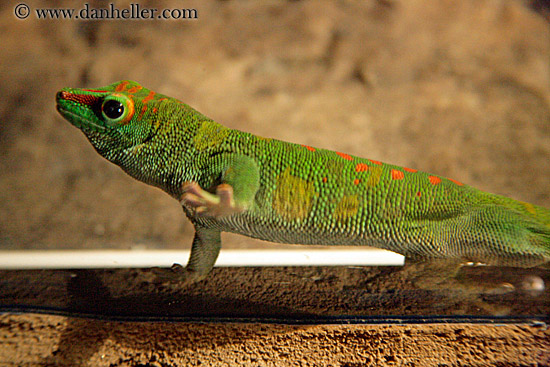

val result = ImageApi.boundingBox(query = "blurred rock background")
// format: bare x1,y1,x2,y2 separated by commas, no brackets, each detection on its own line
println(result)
0,0,548,250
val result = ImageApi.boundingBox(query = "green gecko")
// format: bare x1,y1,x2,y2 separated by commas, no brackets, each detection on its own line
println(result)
56,80,550,283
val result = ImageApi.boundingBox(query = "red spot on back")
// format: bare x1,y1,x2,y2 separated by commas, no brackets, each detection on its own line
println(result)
322,177,328,183
353,179,360,185
152,107,158,113
336,152,353,161
403,167,417,173
355,163,369,172
369,159,382,165
416,191,422,197
448,178,464,186
391,169,404,180
428,176,442,185
301,145,316,152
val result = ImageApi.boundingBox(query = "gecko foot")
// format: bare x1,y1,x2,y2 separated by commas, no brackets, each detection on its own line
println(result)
180,182,243,218
151,263,208,285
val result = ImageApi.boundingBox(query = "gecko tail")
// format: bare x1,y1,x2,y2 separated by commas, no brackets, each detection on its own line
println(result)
406,203,550,267
459,204,550,267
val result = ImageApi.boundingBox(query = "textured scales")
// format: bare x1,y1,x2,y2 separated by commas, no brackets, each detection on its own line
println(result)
56,80,550,282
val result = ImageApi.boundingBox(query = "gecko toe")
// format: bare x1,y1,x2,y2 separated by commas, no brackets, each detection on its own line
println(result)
180,192,205,207
216,184,234,206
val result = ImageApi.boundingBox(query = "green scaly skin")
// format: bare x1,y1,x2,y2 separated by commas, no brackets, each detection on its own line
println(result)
56,80,550,283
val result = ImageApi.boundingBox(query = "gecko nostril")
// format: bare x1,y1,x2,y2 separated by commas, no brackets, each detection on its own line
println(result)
56,91,67,101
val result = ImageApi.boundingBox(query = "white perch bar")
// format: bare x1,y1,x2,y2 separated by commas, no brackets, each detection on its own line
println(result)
0,249,404,269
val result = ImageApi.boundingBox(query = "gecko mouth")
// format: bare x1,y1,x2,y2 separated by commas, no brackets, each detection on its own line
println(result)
56,104,108,133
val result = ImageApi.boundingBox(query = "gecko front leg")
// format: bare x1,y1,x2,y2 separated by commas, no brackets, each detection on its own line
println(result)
155,154,260,284
155,182,242,284
152,225,222,285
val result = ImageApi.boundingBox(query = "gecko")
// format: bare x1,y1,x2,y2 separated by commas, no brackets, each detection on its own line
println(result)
55,80,550,283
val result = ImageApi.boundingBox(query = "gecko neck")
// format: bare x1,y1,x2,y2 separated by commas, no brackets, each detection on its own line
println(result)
90,120,202,199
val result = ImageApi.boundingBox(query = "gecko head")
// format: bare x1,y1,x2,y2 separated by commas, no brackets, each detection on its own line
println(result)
56,80,164,160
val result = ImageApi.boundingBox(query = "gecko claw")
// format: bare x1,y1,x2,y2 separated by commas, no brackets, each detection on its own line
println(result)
151,263,208,285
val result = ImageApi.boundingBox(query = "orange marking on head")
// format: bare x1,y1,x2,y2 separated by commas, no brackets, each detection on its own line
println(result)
403,167,417,173
336,152,353,161
142,91,156,104
127,86,142,94
448,178,464,186
138,105,148,120
152,107,158,113
428,176,442,185
391,169,404,180
355,163,369,172
301,144,316,152
322,177,328,183
136,91,157,120
353,179,360,185
369,159,382,165
115,81,130,92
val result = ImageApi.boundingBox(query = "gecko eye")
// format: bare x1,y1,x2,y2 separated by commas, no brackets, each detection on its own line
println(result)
100,95,134,125
102,100,124,119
